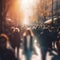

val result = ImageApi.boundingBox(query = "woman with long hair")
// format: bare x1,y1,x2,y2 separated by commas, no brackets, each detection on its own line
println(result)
23,29,34,60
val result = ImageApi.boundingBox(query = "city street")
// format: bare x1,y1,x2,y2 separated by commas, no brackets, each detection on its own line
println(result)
19,39,59,60
0,0,60,60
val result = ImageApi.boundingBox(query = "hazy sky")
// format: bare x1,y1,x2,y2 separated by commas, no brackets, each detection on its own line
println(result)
7,0,40,25
7,0,59,25
20,0,40,25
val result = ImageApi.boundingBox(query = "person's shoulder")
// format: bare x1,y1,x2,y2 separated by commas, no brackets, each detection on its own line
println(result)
6,49,18,60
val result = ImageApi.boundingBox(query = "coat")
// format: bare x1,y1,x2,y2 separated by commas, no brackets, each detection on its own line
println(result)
23,35,33,52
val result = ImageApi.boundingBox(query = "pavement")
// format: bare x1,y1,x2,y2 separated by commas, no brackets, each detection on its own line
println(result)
19,39,60,60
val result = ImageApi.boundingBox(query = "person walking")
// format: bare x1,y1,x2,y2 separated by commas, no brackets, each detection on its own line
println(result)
23,29,34,60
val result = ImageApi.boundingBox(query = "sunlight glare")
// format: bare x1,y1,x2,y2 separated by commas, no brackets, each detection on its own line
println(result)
19,0,40,25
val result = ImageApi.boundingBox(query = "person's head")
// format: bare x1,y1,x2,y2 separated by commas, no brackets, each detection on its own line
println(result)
15,28,20,32
0,34,9,49
26,30,31,35
23,29,34,37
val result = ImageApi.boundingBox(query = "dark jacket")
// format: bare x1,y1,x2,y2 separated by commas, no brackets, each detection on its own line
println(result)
39,29,49,48
0,48,17,60
23,35,33,52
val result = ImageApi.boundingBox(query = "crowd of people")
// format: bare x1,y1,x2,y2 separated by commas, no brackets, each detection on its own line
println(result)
33,25,60,60
0,23,60,60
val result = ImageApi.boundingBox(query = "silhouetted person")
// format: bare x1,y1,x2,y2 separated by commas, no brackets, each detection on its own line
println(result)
48,28,53,52
56,39,60,56
56,30,60,56
10,27,20,60
0,33,17,60
39,28,49,60
51,28,58,49
23,29,33,60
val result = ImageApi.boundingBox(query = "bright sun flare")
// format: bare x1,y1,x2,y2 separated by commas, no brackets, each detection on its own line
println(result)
20,0,40,25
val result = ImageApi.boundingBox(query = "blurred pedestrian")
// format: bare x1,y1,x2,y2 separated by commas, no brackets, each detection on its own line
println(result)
0,33,17,60
10,27,21,60
56,29,60,56
39,28,49,60
23,29,34,60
